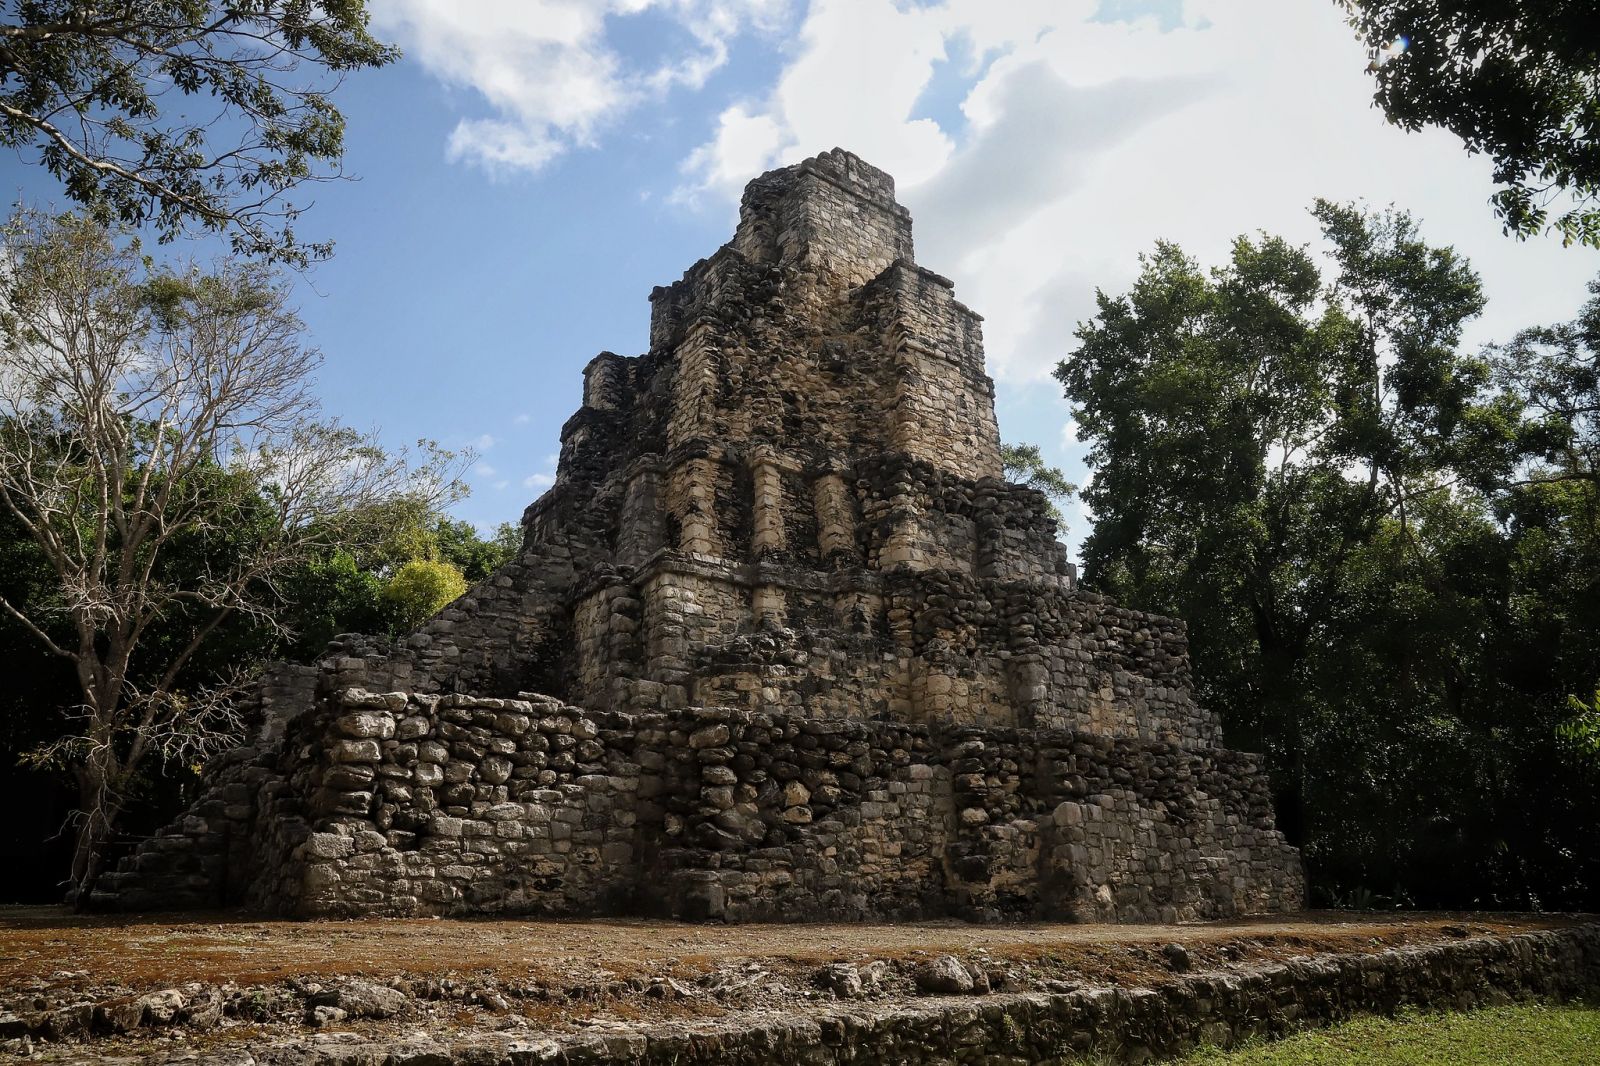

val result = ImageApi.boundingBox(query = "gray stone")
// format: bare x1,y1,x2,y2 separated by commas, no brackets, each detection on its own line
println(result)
136,989,185,1025
336,713,394,740
915,956,975,995
323,980,408,1019
304,832,353,860
330,739,381,764
308,1004,347,1027
689,725,731,749
819,962,864,998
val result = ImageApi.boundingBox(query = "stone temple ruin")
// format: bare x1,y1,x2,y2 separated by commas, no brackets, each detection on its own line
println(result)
94,150,1304,923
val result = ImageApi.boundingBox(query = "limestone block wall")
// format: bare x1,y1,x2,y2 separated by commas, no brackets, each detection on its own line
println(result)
733,148,914,294
100,692,1298,921
254,662,318,744
281,691,648,917
1039,739,1299,921
88,744,280,911
656,713,1305,921
857,453,1069,579
862,264,1001,480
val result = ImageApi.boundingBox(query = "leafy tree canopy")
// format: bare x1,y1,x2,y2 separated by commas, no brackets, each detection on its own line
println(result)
1000,441,1076,527
381,558,467,635
1341,0,1600,246
1058,202,1600,908
0,1,398,264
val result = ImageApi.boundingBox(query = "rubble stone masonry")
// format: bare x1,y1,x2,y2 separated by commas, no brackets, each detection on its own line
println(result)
92,149,1303,922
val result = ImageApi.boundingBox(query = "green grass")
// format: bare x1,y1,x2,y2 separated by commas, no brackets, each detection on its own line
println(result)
1171,1002,1600,1065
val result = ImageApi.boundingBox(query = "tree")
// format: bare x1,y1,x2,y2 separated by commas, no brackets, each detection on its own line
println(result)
0,0,398,264
1487,281,1600,876
1056,201,1488,856
1340,0,1600,246
1059,205,1600,908
433,517,520,582
381,558,466,634
1491,277,1600,487
1000,441,1076,526
322,498,520,583
0,466,520,899
0,210,462,901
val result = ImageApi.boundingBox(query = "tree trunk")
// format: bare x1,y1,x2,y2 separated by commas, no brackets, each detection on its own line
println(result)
1256,633,1308,848
67,756,121,910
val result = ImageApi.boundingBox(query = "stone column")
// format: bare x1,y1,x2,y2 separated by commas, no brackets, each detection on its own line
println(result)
750,450,787,558
616,466,667,566
1005,652,1052,731
669,457,721,557
752,583,786,627
582,353,626,410
812,472,860,563
667,323,718,449
642,571,693,706
750,448,790,626
878,506,925,570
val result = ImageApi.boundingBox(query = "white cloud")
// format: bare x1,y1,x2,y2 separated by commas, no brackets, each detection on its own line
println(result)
512,413,531,425
374,0,792,174
476,462,497,478
523,471,556,490
492,479,511,491
1059,417,1078,454
679,0,955,202
676,0,1599,386
472,433,497,451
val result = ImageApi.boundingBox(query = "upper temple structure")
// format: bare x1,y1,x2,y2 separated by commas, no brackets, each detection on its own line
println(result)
92,150,1304,923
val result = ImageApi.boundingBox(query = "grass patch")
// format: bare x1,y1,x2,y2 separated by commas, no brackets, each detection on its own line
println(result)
1173,1001,1600,1065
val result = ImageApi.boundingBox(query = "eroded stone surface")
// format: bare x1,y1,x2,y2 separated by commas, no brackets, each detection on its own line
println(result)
9,925,1599,1064
91,149,1301,922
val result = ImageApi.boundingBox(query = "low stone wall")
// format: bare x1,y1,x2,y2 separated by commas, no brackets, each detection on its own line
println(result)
14,924,1598,1064
94,689,1302,922
526,927,1600,1066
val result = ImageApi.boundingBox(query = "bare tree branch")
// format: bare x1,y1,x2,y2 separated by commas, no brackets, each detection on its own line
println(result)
0,209,467,900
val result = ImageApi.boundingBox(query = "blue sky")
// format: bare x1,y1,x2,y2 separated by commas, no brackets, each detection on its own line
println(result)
5,0,1598,556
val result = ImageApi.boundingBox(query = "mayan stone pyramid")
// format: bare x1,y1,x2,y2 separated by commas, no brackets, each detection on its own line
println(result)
94,150,1304,922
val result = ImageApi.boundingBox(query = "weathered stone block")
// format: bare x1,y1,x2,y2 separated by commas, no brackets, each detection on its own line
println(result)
330,739,380,763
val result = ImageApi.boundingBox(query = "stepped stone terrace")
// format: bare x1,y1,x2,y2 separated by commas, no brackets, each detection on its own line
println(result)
93,149,1305,924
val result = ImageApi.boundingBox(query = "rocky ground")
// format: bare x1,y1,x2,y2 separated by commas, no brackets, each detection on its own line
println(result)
0,910,1587,1062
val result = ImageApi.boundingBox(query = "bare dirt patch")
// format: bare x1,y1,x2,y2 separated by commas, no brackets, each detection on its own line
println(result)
0,907,1577,990
0,909,1588,1060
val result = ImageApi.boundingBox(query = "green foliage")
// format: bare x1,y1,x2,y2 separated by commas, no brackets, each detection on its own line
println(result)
0,1,399,263
1172,1002,1600,1065
381,559,468,634
276,551,387,660
1557,691,1600,770
1491,277,1600,485
316,498,519,582
1340,0,1600,247
1000,442,1076,527
1058,203,1600,909
0,208,483,895
433,518,521,582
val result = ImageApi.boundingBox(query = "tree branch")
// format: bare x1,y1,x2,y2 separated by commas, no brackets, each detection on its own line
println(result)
0,590,75,661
